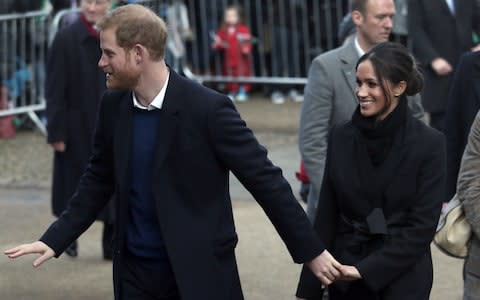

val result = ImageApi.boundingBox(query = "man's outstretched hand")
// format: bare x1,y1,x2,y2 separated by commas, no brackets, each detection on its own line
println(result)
306,249,342,286
4,241,55,267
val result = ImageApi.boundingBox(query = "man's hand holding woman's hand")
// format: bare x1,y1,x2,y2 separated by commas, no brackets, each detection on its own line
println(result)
306,250,362,286
297,253,362,300
307,249,342,286
4,241,55,267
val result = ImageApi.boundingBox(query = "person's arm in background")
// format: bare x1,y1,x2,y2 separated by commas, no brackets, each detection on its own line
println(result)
457,111,480,239
211,28,227,50
237,24,252,54
407,0,452,75
299,56,334,220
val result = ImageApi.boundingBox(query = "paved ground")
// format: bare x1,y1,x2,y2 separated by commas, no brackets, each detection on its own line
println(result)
0,97,464,299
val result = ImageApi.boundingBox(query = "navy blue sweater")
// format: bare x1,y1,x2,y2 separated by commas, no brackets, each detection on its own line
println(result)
126,108,170,269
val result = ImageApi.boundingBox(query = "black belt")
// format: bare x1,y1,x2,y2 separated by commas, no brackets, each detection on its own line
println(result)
337,208,405,258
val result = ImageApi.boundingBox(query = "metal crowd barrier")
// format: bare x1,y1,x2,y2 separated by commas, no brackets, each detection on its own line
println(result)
179,0,349,85
0,1,350,134
0,10,50,134
137,0,350,85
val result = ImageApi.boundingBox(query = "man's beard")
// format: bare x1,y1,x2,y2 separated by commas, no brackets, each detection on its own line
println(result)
107,70,139,90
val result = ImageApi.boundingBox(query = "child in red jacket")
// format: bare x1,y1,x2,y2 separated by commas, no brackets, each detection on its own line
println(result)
212,5,252,102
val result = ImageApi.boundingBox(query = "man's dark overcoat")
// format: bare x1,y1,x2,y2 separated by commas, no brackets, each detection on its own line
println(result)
46,18,111,221
408,0,480,114
40,70,324,300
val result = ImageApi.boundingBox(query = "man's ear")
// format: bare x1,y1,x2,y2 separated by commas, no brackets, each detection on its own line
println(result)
351,10,364,26
132,44,145,64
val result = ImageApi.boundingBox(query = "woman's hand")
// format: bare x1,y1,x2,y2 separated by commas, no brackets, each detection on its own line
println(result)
339,265,362,281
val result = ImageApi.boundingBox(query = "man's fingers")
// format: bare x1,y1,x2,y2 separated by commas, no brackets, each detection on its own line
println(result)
4,246,21,256
323,270,335,282
318,274,332,286
330,265,341,278
33,251,53,268
5,241,54,263
324,256,342,279
4,244,32,258
5,241,55,268
308,250,346,285
331,258,342,270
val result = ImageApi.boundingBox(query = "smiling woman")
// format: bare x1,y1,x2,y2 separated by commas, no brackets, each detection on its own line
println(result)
355,59,400,120
354,42,422,120
296,42,445,300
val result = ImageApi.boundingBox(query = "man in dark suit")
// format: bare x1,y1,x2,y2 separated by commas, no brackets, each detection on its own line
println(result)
408,0,480,132
5,4,346,300
444,52,480,201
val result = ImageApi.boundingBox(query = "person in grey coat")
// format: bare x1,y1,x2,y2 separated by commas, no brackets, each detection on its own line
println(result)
298,0,425,220
456,111,480,300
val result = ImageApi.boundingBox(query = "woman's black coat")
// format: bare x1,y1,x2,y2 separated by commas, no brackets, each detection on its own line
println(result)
297,109,446,299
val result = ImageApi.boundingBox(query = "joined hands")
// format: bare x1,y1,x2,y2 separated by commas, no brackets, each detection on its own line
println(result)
296,251,361,300
306,249,361,286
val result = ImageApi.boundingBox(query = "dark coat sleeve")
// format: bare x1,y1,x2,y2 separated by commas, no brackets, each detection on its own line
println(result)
40,95,115,257
45,29,69,144
206,96,325,263
356,129,446,292
296,127,338,299
407,0,438,65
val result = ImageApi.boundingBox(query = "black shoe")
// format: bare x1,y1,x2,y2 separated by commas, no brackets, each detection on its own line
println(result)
65,242,78,257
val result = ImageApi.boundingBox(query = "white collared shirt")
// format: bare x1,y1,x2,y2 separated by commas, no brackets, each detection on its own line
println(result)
132,71,170,110
354,36,365,58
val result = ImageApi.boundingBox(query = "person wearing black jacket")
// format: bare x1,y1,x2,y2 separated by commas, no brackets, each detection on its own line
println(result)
44,0,114,259
296,42,446,300
408,0,480,132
